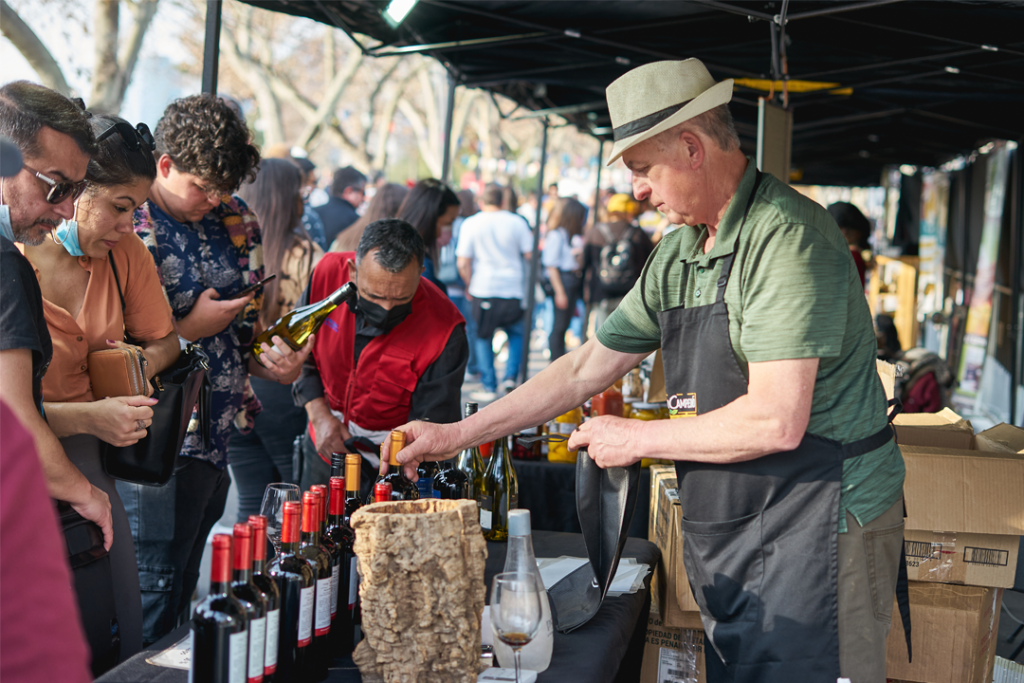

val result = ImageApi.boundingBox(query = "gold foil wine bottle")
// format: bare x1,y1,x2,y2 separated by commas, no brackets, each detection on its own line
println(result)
252,283,357,366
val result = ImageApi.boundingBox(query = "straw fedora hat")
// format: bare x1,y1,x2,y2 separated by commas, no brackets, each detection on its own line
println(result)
605,58,734,165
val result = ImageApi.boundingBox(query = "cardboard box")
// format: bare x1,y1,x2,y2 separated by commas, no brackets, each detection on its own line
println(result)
639,611,706,683
974,423,1024,454
649,472,702,629
670,504,701,616
649,465,676,542
903,529,1020,588
893,408,975,450
885,582,1002,683
901,444,1024,535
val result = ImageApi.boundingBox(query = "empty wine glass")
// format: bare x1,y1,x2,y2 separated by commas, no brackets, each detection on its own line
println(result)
259,483,300,558
490,572,542,683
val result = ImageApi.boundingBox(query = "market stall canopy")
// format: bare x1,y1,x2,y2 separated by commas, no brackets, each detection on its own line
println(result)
237,0,1024,186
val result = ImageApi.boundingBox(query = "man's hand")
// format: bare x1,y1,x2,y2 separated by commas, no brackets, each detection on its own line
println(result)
71,484,113,551
383,420,462,480
177,288,254,341
307,400,351,458
90,396,159,447
254,334,315,384
567,415,643,469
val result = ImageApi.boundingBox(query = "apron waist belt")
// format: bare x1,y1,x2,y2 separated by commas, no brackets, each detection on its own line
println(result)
837,423,895,460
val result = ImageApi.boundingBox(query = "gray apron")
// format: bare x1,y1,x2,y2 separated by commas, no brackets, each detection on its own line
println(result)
657,172,909,682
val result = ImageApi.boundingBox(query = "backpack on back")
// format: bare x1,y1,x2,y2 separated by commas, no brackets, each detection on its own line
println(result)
596,222,639,296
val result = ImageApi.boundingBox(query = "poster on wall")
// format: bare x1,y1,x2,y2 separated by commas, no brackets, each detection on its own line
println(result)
916,171,950,317
954,142,1010,404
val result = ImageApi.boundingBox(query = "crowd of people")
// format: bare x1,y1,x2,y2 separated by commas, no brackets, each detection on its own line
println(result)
0,75,658,679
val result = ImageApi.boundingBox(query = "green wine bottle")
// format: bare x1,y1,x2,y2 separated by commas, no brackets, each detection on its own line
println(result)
252,282,357,366
457,402,486,501
480,434,518,542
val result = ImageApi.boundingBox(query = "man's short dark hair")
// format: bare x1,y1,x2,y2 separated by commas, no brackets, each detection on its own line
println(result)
356,218,425,272
154,94,259,192
0,81,96,158
481,183,504,208
331,166,366,197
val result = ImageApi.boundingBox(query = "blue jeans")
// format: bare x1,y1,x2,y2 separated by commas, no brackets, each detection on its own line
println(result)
475,321,524,391
449,292,480,375
117,456,230,645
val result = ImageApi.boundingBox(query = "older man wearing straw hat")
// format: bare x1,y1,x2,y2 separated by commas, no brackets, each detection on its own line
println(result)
387,58,908,683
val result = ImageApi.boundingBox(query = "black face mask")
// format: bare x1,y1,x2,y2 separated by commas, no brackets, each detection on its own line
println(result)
351,295,413,333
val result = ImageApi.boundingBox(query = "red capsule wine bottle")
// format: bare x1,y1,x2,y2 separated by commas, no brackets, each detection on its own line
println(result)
231,524,268,683
267,501,315,683
325,476,355,654
374,481,392,502
191,534,248,683
372,431,419,502
299,492,331,680
309,485,341,640
247,516,280,682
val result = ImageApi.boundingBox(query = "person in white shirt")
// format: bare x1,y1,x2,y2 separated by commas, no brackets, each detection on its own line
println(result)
542,197,586,360
456,183,533,400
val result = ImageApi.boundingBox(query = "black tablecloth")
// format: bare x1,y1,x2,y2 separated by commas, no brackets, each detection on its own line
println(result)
515,458,651,540
98,531,659,683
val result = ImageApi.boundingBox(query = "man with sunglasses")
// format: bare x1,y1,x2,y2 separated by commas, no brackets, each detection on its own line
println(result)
0,82,115,550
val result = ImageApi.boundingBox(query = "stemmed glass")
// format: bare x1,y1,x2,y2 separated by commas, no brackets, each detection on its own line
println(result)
490,572,542,683
259,483,300,559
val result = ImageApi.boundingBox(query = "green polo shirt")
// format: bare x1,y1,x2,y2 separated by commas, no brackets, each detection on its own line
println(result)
598,159,904,532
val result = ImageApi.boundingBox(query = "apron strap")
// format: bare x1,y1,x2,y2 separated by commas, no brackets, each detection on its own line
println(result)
897,496,913,662
715,170,764,304
887,397,903,423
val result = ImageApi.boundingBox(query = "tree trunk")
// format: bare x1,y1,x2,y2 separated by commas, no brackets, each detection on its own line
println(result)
351,499,486,683
0,0,71,94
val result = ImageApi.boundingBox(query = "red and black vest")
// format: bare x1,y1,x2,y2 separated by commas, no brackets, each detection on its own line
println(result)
307,252,463,442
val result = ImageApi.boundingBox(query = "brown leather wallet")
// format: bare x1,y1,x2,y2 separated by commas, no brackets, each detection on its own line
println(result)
88,346,149,398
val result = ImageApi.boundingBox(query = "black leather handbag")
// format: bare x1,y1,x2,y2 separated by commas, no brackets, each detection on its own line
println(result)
100,254,211,485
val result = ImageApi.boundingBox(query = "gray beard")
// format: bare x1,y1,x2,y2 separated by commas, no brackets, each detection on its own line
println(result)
14,220,56,246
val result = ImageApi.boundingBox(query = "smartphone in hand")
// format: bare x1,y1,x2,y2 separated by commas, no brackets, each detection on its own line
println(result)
229,274,276,299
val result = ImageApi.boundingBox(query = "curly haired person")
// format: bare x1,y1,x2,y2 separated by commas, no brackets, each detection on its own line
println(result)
117,94,313,644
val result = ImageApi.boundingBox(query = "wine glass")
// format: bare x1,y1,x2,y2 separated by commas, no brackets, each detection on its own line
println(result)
489,572,542,683
259,483,300,558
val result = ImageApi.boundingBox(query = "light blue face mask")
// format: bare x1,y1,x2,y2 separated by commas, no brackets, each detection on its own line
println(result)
52,202,84,256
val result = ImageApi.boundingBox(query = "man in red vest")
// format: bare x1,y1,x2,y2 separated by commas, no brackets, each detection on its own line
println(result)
292,218,468,493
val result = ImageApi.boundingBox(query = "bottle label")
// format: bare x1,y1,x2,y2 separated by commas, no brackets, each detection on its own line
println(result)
298,586,314,647
264,608,279,673
416,478,433,498
349,556,359,610
315,577,332,636
432,489,441,499
479,494,493,530
330,563,340,618
247,616,266,683
229,629,247,683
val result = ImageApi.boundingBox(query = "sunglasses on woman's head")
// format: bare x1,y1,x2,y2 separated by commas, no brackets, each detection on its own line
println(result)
21,164,89,205
95,121,156,152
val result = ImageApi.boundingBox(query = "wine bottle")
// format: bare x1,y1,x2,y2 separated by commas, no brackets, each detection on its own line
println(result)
330,453,345,479
431,460,470,499
298,493,331,681
252,283,357,366
456,403,486,501
231,524,268,683
415,461,437,499
342,455,363,641
480,435,519,542
247,516,280,682
494,510,553,672
191,534,248,683
325,476,355,654
373,431,419,502
309,485,341,644
374,481,392,502
267,502,315,683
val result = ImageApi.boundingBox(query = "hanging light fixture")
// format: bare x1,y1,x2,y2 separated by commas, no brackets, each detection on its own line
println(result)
383,0,418,28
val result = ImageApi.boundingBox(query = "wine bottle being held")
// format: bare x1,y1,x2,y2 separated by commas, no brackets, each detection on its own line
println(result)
247,516,281,682
267,502,315,683
456,402,486,501
480,435,519,542
371,431,419,502
374,481,393,502
231,524,268,683
309,485,341,640
298,492,332,680
252,283,357,367
325,476,355,654
342,455,363,636
191,534,248,683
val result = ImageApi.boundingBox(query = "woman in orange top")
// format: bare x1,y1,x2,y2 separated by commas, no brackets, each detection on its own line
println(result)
21,114,179,663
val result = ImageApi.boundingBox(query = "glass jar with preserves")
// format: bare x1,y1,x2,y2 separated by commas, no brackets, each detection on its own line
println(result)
547,407,583,463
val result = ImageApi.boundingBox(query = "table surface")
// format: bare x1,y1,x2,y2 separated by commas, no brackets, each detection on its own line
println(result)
514,458,652,541
97,530,660,683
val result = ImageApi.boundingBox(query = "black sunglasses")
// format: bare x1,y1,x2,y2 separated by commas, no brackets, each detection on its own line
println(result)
21,163,89,205
95,121,156,152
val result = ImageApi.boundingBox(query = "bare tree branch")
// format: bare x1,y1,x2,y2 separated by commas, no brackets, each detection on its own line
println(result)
295,42,364,149
0,0,71,94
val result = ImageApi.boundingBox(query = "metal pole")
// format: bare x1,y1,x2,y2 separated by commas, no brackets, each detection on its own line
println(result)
519,120,548,385
201,0,222,95
440,71,457,184
591,139,605,227
1009,142,1023,424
